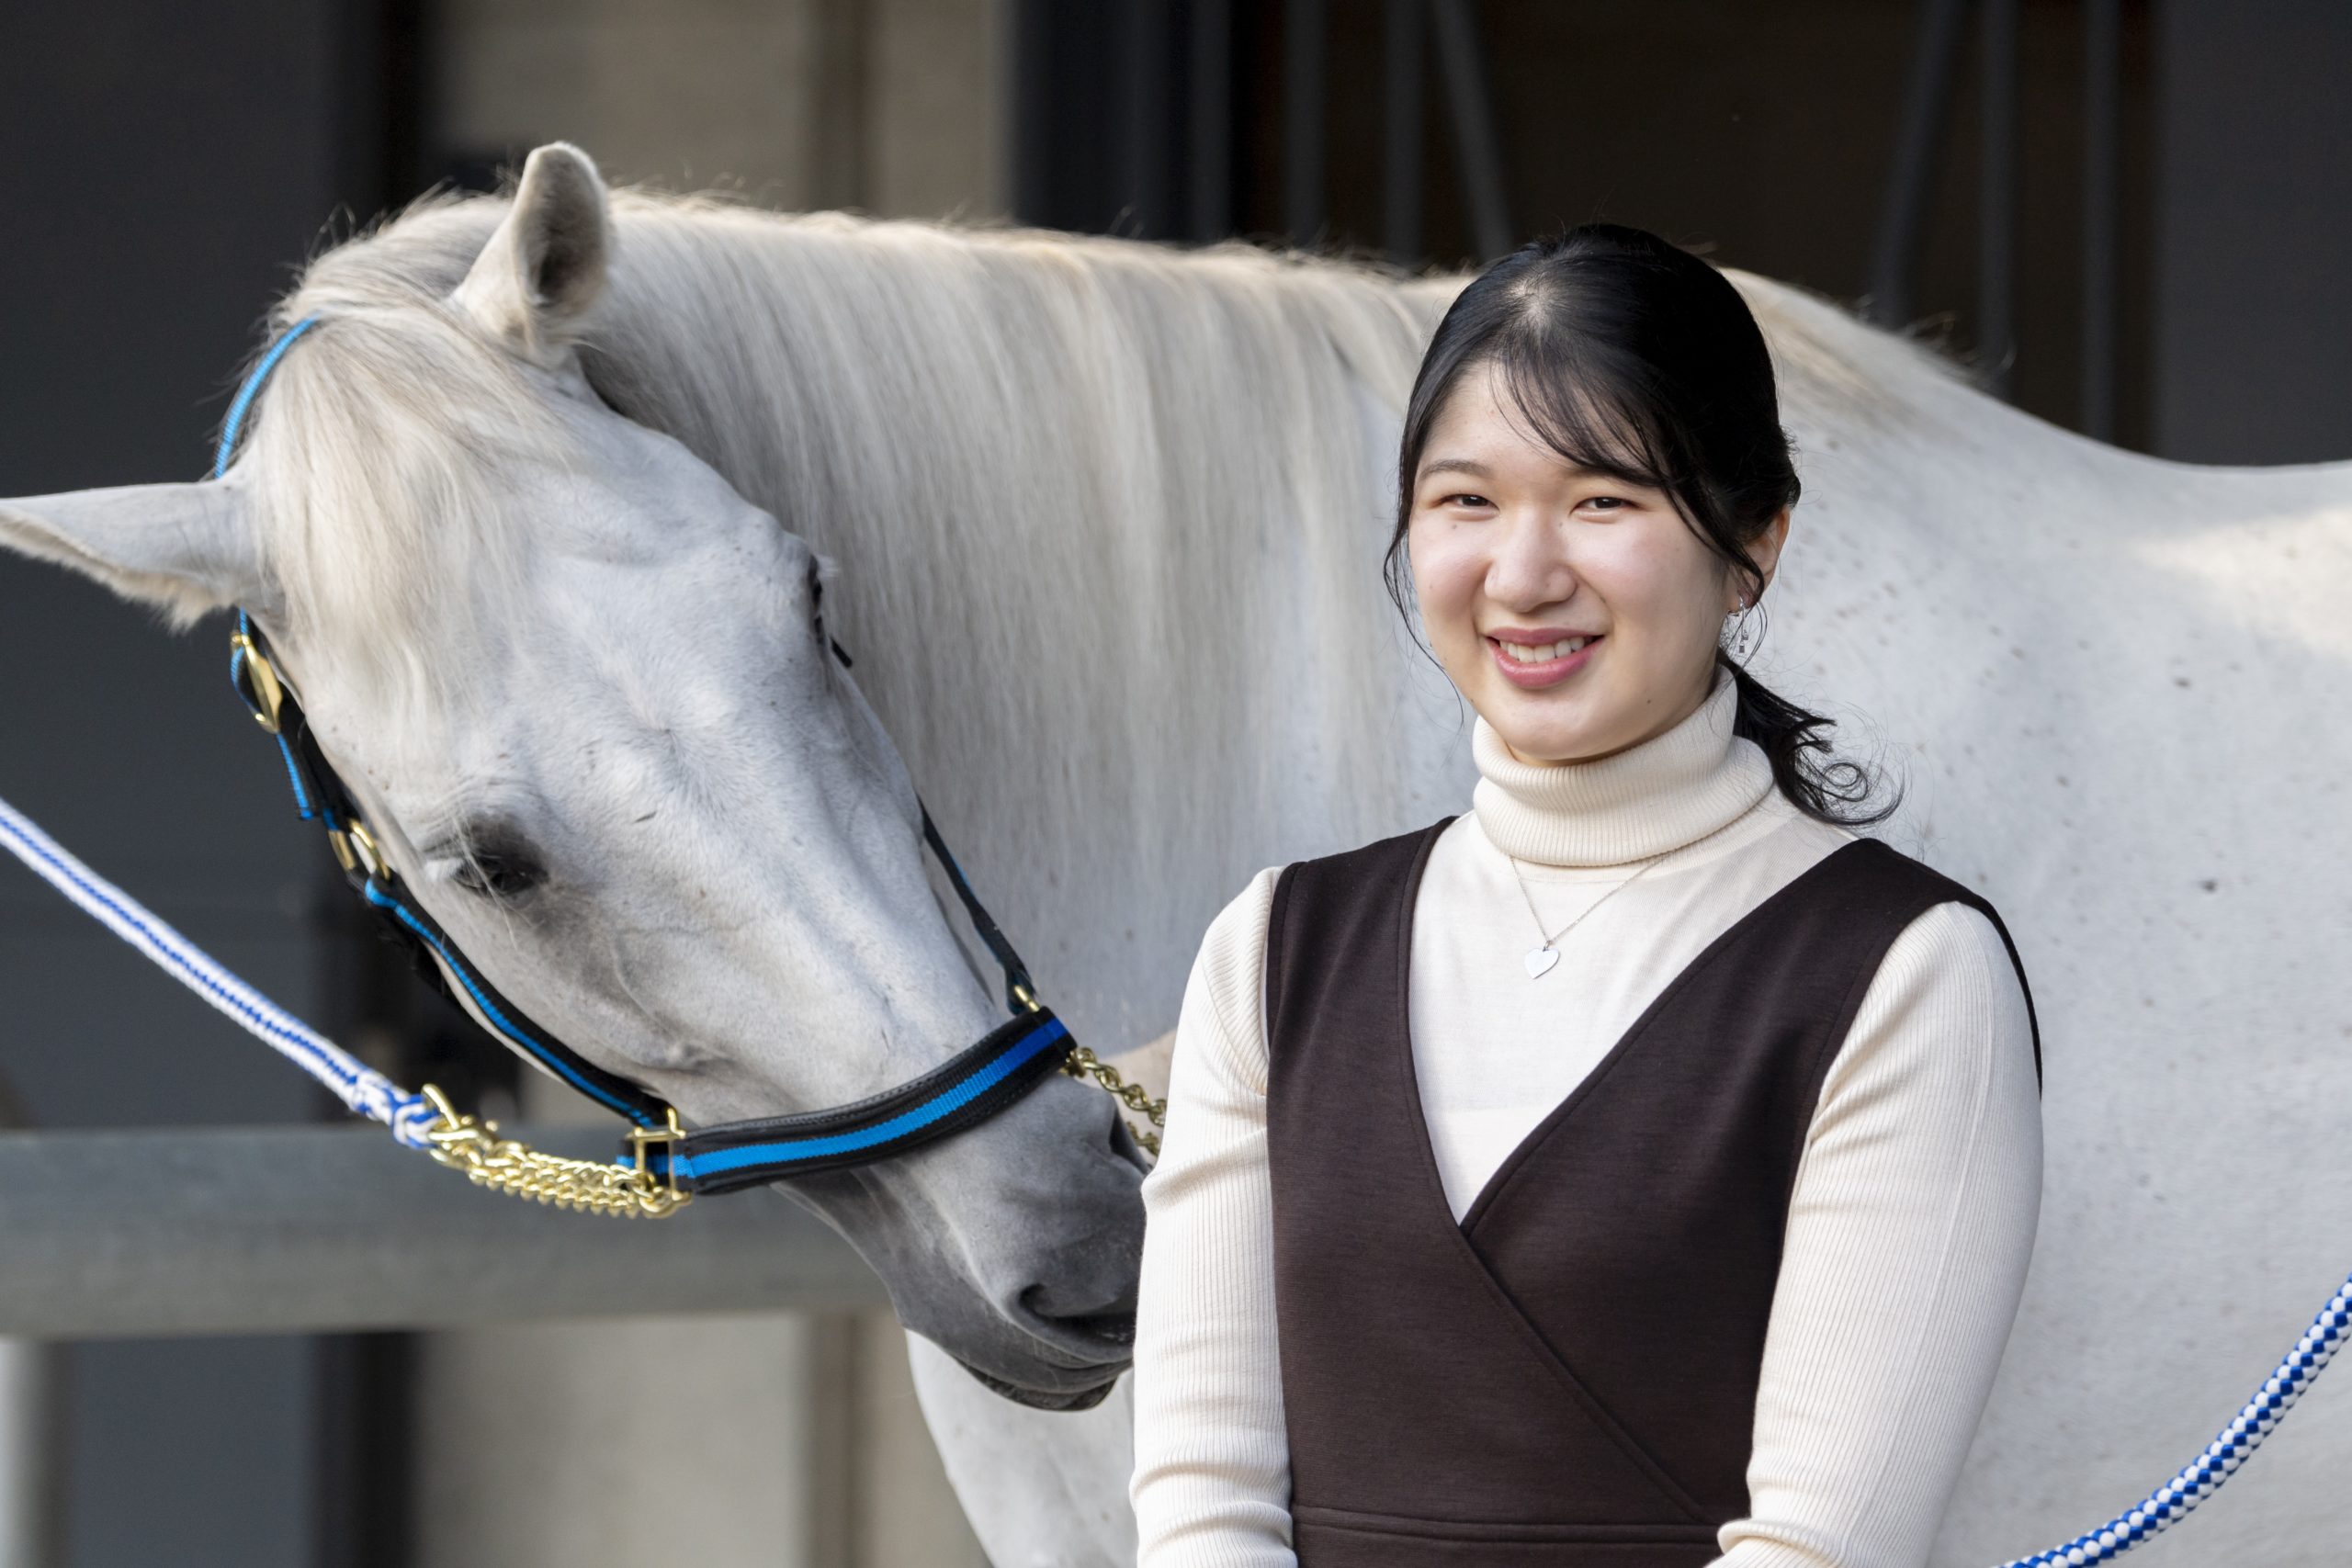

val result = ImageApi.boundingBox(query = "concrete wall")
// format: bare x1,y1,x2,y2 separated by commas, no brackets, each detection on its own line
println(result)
435,0,1009,219
404,1061,989,1567
0,1338,55,1568
414,1315,831,1564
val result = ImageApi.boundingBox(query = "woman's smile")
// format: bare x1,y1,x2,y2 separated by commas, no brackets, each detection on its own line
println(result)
1487,629,1602,689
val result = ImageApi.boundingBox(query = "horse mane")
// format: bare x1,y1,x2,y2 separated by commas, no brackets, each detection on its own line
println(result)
243,186,1994,937
1727,267,1978,430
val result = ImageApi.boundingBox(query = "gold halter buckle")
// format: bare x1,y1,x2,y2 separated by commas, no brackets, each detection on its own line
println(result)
231,630,288,734
626,1106,692,1206
327,818,390,882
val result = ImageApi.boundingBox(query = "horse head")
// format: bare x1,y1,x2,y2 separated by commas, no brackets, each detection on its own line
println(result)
0,143,1145,1411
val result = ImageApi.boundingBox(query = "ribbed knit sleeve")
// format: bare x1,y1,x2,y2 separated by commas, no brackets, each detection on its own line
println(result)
1130,865,1295,1568
1713,899,2043,1568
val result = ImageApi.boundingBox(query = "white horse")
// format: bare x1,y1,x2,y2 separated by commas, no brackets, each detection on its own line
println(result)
3,142,2346,1565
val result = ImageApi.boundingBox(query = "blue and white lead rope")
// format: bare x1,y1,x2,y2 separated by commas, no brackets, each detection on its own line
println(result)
1996,1270,2347,1567
0,791,439,1148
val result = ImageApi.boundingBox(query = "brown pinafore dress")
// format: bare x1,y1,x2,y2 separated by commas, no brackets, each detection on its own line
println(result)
1262,817,2041,1566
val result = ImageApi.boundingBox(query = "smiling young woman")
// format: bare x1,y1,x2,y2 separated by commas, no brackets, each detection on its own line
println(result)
1404,358,1784,766
1128,226,2045,1568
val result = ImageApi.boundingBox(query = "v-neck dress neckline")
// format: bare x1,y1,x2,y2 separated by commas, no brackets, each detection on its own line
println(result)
1389,817,1881,1237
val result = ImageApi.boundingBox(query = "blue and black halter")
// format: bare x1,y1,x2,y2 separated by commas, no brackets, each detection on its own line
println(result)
220,315,1076,1198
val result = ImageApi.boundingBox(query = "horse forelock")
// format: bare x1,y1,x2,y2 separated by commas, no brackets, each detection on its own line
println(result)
241,197,570,716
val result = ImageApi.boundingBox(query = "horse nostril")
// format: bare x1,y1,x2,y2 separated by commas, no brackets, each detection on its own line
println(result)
1058,1310,1136,1348
1017,1284,1136,1349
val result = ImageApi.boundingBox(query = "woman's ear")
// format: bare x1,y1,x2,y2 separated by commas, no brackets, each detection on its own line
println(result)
1748,506,1792,600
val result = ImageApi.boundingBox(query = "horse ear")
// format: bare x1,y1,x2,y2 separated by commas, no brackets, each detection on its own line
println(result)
0,479,259,627
453,141,612,366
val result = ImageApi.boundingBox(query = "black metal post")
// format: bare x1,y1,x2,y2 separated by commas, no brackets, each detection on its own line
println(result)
1385,0,1424,265
1867,0,1970,329
1979,0,2018,398
1126,0,1175,237
1191,0,1234,240
1430,0,1511,261
1286,0,1327,243
2081,0,2120,438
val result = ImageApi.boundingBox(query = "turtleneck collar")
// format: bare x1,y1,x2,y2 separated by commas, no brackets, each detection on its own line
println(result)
1470,665,1777,867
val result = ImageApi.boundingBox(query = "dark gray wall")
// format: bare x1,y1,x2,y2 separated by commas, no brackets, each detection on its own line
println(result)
0,3,385,1562
2154,0,2352,462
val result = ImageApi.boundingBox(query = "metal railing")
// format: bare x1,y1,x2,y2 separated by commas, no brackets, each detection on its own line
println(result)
0,1124,885,1339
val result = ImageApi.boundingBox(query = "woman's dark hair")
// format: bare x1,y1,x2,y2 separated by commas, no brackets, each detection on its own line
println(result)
1385,222,1895,829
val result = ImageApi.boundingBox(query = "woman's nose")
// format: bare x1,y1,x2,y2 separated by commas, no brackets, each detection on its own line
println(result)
1484,510,1577,610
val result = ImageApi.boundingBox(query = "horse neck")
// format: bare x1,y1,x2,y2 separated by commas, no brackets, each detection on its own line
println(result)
582,207,1470,1043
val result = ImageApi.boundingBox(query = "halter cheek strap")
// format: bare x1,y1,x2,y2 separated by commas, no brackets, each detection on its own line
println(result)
218,314,1076,1198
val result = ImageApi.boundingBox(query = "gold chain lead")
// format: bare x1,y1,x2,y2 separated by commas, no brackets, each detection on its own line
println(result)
1059,1044,1166,1157
418,1085,693,1220
1018,985,1166,1158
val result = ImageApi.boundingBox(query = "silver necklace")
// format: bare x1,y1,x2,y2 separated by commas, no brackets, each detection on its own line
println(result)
1505,811,1751,979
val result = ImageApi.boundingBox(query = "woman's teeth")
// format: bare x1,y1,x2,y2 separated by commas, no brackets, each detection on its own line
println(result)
1497,636,1592,664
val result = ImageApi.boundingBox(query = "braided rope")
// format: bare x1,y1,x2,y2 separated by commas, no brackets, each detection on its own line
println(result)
1997,1272,2347,1566
0,790,437,1147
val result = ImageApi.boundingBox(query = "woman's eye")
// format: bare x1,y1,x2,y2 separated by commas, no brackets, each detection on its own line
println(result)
1583,495,1630,512
1440,492,1492,510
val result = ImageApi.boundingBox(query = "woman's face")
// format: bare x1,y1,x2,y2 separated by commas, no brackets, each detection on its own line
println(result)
1406,361,1789,765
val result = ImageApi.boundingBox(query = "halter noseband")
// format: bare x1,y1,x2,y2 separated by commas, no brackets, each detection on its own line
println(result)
220,315,1079,1201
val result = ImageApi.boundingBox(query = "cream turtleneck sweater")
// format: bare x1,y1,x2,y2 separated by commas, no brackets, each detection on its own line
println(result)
1129,667,2042,1568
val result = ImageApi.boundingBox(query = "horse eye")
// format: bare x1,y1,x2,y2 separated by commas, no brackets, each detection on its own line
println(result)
452,848,546,899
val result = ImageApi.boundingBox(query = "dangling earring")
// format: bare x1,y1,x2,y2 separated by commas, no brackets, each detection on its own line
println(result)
1724,594,1759,661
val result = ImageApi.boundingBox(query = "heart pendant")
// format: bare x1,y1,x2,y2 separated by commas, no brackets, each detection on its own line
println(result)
1523,946,1560,979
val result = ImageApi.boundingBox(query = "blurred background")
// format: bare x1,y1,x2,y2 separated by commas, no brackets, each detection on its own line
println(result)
0,1,2346,1563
